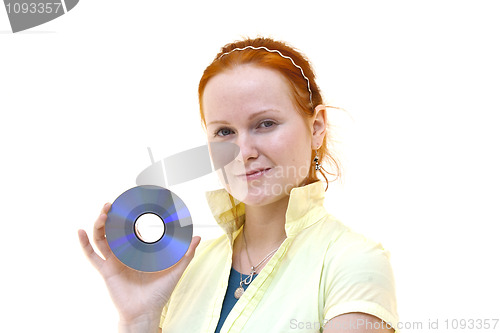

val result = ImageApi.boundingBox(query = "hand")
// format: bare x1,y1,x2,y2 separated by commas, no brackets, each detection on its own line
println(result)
78,203,201,324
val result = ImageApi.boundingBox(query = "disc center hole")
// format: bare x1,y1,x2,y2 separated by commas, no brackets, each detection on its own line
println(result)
134,213,165,243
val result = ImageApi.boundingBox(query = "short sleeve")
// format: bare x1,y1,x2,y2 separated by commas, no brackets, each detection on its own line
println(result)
322,233,399,331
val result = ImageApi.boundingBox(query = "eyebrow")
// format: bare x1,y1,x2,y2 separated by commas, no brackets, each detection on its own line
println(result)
207,109,280,126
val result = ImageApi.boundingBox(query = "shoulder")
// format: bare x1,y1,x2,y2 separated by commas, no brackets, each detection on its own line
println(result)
330,223,392,269
305,213,392,267
314,214,395,287
296,213,386,258
291,213,396,293
314,215,399,328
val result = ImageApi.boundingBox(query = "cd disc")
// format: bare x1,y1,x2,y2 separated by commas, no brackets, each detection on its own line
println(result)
105,185,193,272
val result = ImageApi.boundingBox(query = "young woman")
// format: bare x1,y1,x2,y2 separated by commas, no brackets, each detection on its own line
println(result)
79,37,398,333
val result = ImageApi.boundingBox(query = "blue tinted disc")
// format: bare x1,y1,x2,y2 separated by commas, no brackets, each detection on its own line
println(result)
105,185,193,272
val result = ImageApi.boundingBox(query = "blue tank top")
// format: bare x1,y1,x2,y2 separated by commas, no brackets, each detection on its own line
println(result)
214,267,258,333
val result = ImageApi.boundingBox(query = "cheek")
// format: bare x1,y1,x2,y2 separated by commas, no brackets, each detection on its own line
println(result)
264,128,311,173
275,122,308,145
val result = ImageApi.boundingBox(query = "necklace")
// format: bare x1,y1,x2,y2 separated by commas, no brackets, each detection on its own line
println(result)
234,227,284,299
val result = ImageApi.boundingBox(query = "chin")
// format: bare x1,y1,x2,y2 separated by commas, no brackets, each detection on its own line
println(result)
228,180,297,207
239,192,288,207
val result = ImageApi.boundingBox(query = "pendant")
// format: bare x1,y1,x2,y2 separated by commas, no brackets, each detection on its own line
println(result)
234,286,245,299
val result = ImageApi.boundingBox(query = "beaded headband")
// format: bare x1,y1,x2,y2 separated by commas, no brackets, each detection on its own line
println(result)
217,45,313,106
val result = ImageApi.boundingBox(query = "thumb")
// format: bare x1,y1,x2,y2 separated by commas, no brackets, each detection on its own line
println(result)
171,236,201,273
184,236,202,259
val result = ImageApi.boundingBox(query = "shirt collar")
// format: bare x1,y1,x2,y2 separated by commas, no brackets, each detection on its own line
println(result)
205,181,327,244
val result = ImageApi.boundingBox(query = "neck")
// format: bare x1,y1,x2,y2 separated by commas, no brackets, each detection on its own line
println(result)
242,195,289,251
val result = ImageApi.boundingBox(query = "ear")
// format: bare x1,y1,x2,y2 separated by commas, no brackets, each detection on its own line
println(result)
311,105,327,149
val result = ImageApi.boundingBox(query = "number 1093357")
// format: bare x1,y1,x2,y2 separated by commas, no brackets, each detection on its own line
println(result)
6,2,63,14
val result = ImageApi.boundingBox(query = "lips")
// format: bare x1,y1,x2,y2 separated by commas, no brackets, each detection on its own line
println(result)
247,168,271,175
237,167,272,179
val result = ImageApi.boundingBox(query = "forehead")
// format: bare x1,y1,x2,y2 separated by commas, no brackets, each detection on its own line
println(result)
202,64,296,121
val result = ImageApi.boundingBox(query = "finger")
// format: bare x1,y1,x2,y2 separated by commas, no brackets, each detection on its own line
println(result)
172,236,202,272
78,229,104,272
93,211,112,258
185,236,202,258
101,202,111,215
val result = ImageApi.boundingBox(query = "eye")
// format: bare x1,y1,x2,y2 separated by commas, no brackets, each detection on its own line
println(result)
215,127,234,137
259,120,276,129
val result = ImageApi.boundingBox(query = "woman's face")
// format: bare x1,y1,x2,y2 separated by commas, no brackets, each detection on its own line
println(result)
203,64,320,206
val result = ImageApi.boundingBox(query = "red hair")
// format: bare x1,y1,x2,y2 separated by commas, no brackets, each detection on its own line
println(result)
198,37,341,189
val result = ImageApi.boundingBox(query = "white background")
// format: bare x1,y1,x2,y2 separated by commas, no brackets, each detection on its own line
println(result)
1,1,499,332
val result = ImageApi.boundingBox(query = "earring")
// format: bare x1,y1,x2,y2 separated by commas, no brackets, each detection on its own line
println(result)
314,150,321,170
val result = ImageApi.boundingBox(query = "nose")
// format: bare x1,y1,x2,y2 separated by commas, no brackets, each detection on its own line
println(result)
235,133,258,163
